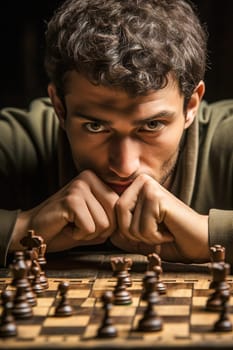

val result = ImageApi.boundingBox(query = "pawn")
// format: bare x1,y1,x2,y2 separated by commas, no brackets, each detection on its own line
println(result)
11,251,37,307
141,271,160,304
137,274,163,332
137,300,163,332
12,285,33,320
113,274,132,305
0,290,17,338
55,281,73,316
97,291,118,338
10,251,33,319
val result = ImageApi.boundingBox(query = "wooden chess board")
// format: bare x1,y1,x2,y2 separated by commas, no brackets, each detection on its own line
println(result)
0,253,233,349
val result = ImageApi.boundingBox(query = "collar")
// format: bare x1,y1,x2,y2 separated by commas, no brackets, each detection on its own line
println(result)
170,116,199,205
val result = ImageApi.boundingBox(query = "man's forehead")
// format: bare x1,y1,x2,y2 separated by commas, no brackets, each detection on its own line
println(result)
64,71,180,107
65,72,138,103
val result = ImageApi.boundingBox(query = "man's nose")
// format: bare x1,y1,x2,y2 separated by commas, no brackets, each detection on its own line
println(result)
108,136,140,178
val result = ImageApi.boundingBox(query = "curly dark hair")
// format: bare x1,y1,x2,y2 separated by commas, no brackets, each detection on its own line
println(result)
44,0,207,105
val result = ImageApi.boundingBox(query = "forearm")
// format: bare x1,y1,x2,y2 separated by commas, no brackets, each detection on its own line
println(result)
164,206,210,262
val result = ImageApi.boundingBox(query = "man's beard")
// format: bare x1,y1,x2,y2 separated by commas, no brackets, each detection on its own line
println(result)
159,149,179,188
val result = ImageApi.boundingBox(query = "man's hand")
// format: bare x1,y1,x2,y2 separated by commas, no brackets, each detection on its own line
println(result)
111,174,209,263
10,170,119,252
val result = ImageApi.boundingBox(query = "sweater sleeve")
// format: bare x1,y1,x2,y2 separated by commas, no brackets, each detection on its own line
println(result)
0,209,19,266
0,98,59,266
209,209,233,265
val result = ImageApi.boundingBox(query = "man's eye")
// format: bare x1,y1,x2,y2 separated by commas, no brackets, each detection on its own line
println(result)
84,122,107,133
141,120,164,132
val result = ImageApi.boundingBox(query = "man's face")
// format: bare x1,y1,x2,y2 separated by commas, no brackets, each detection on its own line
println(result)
56,72,197,194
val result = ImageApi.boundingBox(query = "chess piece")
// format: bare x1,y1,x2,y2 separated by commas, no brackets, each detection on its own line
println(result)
10,251,33,319
20,229,44,253
35,241,49,290
11,250,37,307
141,271,160,304
137,273,163,332
113,273,132,305
55,281,73,316
208,245,226,291
24,250,37,287
37,241,47,266
213,290,232,332
206,262,230,312
39,271,49,290
147,253,166,294
110,256,132,287
28,247,45,295
97,291,118,338
20,229,49,291
0,290,17,338
24,282,37,307
210,244,225,263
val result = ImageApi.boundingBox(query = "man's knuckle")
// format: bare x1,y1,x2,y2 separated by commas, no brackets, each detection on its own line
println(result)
115,199,124,213
99,219,110,231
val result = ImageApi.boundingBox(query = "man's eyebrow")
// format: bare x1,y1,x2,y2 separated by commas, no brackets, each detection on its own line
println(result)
73,110,175,124
73,112,112,124
133,110,176,126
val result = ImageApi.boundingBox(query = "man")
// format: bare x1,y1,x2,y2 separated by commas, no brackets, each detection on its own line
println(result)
0,0,232,267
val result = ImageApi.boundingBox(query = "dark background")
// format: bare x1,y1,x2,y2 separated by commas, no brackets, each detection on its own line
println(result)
0,1,233,109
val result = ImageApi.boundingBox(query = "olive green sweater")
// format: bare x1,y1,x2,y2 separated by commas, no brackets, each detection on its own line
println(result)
0,98,232,266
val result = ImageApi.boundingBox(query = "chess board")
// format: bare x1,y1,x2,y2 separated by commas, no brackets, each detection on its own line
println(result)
0,253,233,349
